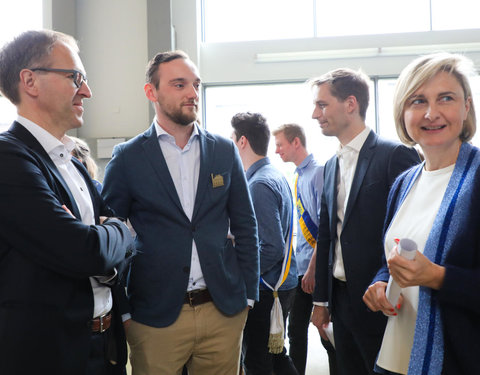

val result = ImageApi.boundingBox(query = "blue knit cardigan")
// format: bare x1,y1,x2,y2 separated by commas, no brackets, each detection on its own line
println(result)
372,142,480,375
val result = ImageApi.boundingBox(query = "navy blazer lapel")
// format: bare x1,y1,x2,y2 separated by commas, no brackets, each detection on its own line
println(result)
141,124,185,213
343,131,377,227
8,122,82,218
192,127,214,221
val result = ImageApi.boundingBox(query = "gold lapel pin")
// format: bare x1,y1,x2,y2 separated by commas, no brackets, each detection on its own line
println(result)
211,173,224,188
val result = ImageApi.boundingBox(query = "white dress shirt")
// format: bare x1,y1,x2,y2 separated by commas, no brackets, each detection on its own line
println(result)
17,115,112,318
333,127,370,281
154,120,207,291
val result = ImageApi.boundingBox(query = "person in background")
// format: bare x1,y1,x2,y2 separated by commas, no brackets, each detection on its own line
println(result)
309,68,420,375
273,123,337,375
102,50,259,375
232,112,298,375
71,136,102,193
0,29,134,375
363,52,480,375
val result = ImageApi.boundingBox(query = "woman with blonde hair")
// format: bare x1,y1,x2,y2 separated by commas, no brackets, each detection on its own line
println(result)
363,52,480,374
71,136,102,192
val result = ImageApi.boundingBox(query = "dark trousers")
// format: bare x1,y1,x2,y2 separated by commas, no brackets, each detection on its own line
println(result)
243,288,299,375
85,329,124,375
288,276,338,375
332,279,383,375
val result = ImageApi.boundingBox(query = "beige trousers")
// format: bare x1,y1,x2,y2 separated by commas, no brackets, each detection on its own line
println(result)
127,302,248,375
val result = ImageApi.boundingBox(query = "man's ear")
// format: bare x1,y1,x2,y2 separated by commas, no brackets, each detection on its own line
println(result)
239,135,248,149
144,83,157,102
345,95,358,114
19,69,39,97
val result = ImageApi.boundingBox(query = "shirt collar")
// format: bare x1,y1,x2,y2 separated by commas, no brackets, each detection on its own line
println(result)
295,154,314,175
16,115,75,157
246,157,270,180
338,126,371,155
154,118,199,146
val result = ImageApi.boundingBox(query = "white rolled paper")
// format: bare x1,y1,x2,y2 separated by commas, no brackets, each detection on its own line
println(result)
385,238,417,307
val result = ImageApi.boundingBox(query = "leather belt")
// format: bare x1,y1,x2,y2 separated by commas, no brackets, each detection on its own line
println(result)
91,312,112,333
184,289,212,306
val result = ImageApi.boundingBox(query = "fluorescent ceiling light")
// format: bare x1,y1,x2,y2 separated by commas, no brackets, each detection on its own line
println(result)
255,42,480,63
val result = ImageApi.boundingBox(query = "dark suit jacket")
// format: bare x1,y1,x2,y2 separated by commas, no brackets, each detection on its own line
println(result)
313,130,420,333
102,123,259,328
0,122,134,375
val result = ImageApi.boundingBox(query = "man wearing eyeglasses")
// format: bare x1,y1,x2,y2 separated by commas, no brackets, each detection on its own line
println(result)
0,30,134,375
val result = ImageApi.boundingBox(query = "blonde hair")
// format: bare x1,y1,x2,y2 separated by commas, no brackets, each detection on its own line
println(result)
393,52,477,146
70,137,98,179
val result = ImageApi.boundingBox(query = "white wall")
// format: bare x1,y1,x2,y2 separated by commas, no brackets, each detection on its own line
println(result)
75,0,150,139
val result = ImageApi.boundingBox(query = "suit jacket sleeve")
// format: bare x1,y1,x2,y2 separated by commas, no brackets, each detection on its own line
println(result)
0,137,133,278
313,166,332,303
386,144,420,187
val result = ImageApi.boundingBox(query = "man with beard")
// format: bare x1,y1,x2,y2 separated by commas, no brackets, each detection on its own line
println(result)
102,50,259,375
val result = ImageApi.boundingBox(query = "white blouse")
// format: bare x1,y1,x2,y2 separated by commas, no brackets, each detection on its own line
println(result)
377,164,454,374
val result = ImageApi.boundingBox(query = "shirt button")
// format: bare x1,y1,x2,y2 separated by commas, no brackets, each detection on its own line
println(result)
60,153,64,157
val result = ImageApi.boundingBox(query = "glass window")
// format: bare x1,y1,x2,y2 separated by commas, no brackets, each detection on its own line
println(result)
376,78,399,141
203,0,314,43
315,0,430,37
376,76,480,147
0,0,43,131
203,82,376,185
469,76,480,147
432,0,480,31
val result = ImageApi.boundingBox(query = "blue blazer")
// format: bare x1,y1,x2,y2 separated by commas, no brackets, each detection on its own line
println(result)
0,122,134,375
102,123,259,328
313,130,420,333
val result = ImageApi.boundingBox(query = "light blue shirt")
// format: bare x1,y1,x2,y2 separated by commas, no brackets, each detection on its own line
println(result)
247,157,297,290
154,120,206,291
295,154,324,275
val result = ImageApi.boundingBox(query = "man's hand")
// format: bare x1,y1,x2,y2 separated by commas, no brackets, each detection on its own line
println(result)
301,267,315,294
311,305,330,341
62,204,75,218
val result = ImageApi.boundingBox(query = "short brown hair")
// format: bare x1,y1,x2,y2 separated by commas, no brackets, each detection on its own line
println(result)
0,30,78,104
272,123,306,148
231,112,270,156
309,68,370,120
145,50,189,88
393,52,476,145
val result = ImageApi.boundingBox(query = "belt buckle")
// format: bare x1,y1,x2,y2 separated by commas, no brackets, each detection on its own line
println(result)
187,291,194,306
98,312,108,333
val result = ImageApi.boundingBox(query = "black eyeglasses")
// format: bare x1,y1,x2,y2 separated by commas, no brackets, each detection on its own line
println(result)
30,68,87,88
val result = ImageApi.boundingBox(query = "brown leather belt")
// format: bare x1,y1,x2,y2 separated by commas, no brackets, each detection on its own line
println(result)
91,312,112,333
184,289,212,306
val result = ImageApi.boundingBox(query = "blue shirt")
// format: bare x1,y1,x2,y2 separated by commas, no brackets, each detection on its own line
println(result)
295,154,324,275
246,157,297,290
